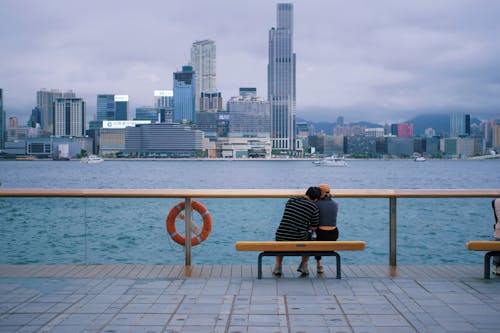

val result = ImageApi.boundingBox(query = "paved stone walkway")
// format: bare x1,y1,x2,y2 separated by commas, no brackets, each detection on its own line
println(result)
0,267,499,332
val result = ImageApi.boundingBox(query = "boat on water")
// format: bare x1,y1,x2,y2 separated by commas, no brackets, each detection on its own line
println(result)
312,155,348,167
414,156,426,162
80,155,104,164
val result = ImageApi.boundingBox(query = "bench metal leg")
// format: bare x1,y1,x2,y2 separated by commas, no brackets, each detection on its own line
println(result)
484,251,500,279
256,251,341,279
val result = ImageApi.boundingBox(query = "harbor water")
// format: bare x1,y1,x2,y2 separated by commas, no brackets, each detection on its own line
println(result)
0,159,499,265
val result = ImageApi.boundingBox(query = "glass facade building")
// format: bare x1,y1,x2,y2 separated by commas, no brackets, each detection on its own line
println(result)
227,90,271,137
173,66,196,123
268,3,296,152
96,94,128,121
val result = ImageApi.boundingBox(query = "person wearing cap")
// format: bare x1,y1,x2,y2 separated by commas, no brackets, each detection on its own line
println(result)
273,186,321,276
314,183,339,274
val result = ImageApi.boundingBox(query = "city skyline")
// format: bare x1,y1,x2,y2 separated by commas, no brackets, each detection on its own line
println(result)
1,0,500,125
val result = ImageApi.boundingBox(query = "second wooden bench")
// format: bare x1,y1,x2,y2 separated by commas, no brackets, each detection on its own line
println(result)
235,241,365,279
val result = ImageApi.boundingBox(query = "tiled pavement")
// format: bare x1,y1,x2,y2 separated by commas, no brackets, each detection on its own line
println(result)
0,265,499,333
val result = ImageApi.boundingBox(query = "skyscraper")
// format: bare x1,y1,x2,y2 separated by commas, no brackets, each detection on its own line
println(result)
37,89,75,133
173,66,196,123
268,3,296,152
190,40,216,111
450,112,470,137
97,94,129,121
53,98,86,137
0,89,5,149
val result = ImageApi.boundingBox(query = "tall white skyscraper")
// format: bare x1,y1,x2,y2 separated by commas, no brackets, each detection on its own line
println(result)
268,3,296,152
190,40,217,111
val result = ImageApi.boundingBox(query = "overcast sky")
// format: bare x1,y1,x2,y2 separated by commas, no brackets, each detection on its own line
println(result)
1,0,500,124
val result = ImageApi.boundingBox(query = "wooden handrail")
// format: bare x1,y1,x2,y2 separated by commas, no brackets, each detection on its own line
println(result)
0,188,499,198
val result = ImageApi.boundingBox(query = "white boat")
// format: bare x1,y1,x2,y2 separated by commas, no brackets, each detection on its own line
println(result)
312,155,348,167
81,155,104,164
414,157,426,162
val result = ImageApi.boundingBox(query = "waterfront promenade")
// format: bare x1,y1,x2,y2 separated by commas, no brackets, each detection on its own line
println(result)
1,264,499,332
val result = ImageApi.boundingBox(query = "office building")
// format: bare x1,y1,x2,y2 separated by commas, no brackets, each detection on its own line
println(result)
124,123,204,157
154,90,174,108
190,40,216,110
396,123,414,138
268,3,296,152
195,111,229,139
200,92,223,112
135,107,160,122
0,89,4,149
53,98,86,137
96,94,129,121
227,88,270,137
450,112,471,137
386,137,415,157
173,66,196,123
37,89,75,134
239,87,257,98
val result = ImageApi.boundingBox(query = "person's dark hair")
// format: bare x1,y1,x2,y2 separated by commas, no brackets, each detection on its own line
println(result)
305,186,321,201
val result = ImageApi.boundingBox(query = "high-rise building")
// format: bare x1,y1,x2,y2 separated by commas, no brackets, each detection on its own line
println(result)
96,94,129,121
53,98,86,137
37,89,75,133
190,40,216,111
227,88,271,137
173,66,196,123
450,112,470,137
154,90,174,109
396,123,414,138
0,88,5,149
268,3,296,152
200,92,223,112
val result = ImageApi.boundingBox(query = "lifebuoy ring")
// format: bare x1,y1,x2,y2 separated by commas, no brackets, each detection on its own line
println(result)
166,200,212,246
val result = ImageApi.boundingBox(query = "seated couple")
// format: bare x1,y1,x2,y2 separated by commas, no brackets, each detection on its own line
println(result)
273,183,339,276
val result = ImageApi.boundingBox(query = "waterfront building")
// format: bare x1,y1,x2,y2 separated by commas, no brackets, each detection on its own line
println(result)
173,66,196,123
450,112,470,137
345,136,377,157
334,125,366,137
135,107,159,122
227,89,270,137
492,123,500,149
96,94,129,122
443,137,482,157
190,40,217,111
37,89,75,134
386,137,414,157
25,136,92,158
268,3,296,152
194,111,229,139
216,136,271,159
324,135,344,156
0,88,4,149
53,98,86,137
425,137,440,157
124,123,204,157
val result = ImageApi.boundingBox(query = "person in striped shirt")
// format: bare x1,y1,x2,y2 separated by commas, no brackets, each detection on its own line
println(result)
273,186,321,276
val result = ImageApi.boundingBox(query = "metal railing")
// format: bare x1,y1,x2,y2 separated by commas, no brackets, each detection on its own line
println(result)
1,188,499,266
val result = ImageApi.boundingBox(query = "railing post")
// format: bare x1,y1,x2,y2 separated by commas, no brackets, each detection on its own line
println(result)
389,197,397,266
185,197,192,266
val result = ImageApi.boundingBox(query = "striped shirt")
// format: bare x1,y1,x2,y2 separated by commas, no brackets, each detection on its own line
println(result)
275,197,320,241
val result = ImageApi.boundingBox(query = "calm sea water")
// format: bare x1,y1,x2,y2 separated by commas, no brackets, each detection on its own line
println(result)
1,159,499,265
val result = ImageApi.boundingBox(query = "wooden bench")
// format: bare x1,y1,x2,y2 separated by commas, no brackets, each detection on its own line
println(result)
235,241,365,279
466,241,500,279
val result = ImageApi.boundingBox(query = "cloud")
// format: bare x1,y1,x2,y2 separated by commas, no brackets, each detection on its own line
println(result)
1,0,500,124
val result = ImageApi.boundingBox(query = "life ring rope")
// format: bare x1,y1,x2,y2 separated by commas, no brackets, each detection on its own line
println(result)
166,200,212,246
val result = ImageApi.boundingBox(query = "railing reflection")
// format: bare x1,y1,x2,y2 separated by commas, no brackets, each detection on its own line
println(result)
1,189,499,266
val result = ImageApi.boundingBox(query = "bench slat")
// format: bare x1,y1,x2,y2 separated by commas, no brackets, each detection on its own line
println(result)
236,241,365,252
466,241,500,251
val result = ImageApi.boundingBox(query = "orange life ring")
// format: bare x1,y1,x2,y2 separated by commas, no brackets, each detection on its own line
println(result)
166,200,212,246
